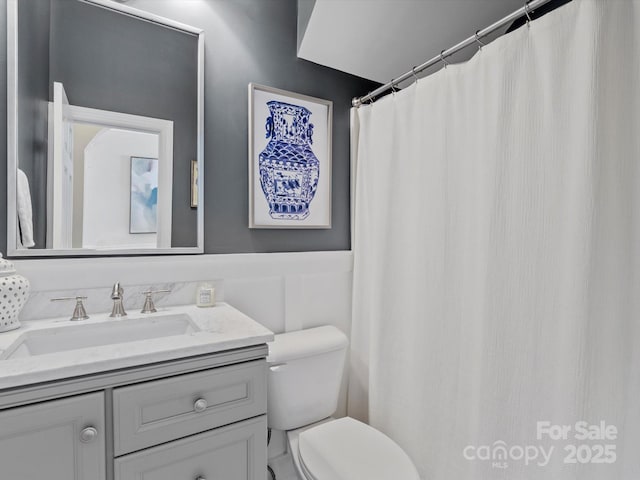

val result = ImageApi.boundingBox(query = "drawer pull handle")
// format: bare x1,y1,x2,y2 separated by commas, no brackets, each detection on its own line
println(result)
80,426,98,443
195,477,206,480
194,398,208,413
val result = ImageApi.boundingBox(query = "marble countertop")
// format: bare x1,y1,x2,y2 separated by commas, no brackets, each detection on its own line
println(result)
0,303,274,390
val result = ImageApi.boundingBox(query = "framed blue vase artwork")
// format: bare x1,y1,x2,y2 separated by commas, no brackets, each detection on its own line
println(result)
248,83,332,228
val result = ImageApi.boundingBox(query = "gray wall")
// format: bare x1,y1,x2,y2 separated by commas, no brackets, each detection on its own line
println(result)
0,0,6,256
17,0,49,248
0,0,378,255
49,0,199,247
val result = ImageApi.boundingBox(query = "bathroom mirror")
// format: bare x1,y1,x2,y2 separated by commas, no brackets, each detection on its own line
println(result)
6,0,204,256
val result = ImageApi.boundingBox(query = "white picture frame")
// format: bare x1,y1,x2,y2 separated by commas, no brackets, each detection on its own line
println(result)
248,83,332,229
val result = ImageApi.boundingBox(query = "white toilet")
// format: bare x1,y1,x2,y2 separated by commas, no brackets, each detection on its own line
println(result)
267,326,420,480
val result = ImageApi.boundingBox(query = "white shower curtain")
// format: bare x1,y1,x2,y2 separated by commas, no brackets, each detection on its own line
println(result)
349,1,640,479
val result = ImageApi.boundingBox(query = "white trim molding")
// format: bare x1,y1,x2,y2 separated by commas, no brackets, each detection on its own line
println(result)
14,250,354,292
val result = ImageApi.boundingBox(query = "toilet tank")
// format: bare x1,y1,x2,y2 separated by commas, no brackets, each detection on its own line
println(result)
267,326,348,431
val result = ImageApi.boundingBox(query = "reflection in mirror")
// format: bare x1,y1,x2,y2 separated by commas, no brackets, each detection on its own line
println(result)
48,82,174,250
7,0,204,256
81,134,164,249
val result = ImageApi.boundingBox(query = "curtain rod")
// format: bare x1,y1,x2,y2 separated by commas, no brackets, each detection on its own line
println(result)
352,0,554,107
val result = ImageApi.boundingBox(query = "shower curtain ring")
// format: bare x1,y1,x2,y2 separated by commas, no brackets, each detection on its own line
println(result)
524,1,533,26
391,79,398,94
474,30,485,50
411,66,419,84
440,50,449,68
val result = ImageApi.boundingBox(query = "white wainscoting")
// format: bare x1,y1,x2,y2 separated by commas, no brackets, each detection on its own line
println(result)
14,250,354,459
15,250,353,332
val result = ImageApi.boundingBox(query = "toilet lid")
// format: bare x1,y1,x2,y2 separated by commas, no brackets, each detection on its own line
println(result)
298,417,420,480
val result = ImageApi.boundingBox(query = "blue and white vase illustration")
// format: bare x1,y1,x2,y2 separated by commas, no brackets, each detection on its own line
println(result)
259,100,319,220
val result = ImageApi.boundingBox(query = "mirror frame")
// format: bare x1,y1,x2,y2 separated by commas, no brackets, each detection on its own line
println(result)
6,0,205,257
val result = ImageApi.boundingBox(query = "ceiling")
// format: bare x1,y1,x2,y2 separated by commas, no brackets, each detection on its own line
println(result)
298,0,526,85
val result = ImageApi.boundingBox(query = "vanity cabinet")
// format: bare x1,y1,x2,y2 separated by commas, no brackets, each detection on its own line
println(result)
0,392,106,480
114,417,266,480
0,346,268,480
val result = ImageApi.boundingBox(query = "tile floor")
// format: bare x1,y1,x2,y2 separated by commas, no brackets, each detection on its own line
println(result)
268,453,298,480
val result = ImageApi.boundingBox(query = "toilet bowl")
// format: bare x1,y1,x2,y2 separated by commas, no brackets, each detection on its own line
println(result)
267,326,420,480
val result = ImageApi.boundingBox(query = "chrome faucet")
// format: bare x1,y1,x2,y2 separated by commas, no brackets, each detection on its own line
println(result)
140,289,171,314
50,296,89,321
109,282,127,318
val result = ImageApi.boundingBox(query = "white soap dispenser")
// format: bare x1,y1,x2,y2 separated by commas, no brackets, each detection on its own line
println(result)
196,283,216,308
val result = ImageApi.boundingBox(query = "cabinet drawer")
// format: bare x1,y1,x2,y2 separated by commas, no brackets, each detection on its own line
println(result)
113,360,266,455
114,415,267,480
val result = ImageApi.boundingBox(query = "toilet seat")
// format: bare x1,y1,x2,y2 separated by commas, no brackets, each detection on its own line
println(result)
297,417,420,480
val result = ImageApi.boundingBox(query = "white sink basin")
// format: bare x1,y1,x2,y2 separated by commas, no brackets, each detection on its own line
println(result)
1,314,200,360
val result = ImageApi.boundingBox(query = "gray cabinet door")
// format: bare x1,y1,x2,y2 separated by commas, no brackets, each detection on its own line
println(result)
115,416,267,480
0,392,106,480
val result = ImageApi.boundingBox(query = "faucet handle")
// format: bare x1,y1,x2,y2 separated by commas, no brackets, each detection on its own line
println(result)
140,289,171,314
51,296,89,321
